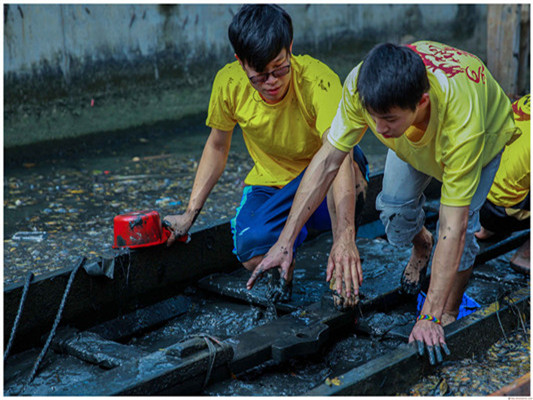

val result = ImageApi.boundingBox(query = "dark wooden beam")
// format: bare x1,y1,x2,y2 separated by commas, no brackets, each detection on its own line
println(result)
306,286,530,396
4,222,239,354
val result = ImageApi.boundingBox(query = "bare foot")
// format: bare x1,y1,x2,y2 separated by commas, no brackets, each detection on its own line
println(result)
510,239,530,275
329,275,359,311
474,226,495,240
400,227,434,296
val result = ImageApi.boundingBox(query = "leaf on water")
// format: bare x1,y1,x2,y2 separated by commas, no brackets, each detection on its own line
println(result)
438,378,449,395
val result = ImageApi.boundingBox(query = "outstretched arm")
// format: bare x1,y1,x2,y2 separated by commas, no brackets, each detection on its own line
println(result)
409,204,468,361
247,140,349,288
165,128,233,245
326,145,363,302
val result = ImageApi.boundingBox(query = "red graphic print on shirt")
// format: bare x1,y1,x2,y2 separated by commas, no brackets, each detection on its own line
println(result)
513,95,531,122
407,43,485,84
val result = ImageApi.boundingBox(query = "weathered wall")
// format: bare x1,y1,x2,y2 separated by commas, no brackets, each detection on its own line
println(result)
4,4,489,148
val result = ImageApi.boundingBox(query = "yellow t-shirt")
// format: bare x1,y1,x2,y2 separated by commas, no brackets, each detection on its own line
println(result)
206,54,342,187
487,94,530,207
328,41,521,207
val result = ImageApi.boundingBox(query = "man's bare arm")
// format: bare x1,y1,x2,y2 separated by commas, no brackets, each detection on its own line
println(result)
325,134,362,300
422,204,468,318
165,128,233,244
409,204,468,352
247,140,348,288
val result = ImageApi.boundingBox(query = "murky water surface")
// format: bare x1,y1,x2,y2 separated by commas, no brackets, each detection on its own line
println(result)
4,119,385,286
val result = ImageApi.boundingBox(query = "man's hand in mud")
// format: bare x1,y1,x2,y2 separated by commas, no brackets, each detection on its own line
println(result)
247,241,294,290
266,268,293,303
408,319,451,365
326,232,363,309
164,214,192,246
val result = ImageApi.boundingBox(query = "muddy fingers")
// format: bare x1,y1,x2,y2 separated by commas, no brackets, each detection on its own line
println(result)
329,274,360,311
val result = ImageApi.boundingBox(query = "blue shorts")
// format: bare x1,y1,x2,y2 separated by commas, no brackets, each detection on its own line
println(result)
231,145,368,262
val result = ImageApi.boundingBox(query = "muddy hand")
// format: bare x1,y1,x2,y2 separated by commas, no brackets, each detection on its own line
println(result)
329,274,360,310
326,236,362,310
266,269,293,303
164,214,192,246
247,241,293,290
409,320,450,365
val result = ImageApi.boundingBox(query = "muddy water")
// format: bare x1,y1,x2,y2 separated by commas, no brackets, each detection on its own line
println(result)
4,120,386,238
3,118,386,286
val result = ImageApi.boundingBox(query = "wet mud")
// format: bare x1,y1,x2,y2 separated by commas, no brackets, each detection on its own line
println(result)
4,248,529,396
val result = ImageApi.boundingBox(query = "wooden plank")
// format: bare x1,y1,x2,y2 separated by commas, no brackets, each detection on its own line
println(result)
306,287,530,396
198,237,411,313
41,339,234,396
4,222,239,354
52,330,148,369
490,372,530,396
517,5,530,94
230,315,331,373
87,295,190,341
198,227,527,315
487,4,521,95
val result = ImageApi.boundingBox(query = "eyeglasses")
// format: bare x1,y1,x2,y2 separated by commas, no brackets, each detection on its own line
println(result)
248,63,291,85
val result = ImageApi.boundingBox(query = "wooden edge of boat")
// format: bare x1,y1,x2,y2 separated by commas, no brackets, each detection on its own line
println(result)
489,372,531,396
4,170,440,354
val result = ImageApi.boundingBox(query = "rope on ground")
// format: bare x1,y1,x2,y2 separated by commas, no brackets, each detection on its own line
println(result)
181,333,222,389
4,271,34,360
21,256,86,393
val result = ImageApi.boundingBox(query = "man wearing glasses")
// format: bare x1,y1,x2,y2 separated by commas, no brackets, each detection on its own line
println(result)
165,4,369,307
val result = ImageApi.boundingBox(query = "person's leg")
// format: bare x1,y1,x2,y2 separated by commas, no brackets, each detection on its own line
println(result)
376,149,433,295
232,185,278,271
401,226,434,295
477,194,530,274
441,152,502,323
510,238,530,274
232,170,330,279
242,255,263,271
477,195,530,240
475,225,495,240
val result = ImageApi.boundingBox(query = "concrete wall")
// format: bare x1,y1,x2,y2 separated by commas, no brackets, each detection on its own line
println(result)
4,4,488,148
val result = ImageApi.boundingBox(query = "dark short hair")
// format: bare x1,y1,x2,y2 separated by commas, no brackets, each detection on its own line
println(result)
228,4,293,72
356,43,429,113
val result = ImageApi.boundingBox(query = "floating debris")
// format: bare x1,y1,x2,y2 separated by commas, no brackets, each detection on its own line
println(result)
401,327,530,396
11,231,48,242
4,151,254,285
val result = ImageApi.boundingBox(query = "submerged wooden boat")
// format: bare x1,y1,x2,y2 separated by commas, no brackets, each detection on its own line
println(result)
4,172,530,396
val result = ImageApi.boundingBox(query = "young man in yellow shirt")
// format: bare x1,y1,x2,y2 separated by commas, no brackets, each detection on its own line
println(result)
476,94,530,274
164,4,369,305
249,41,521,363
